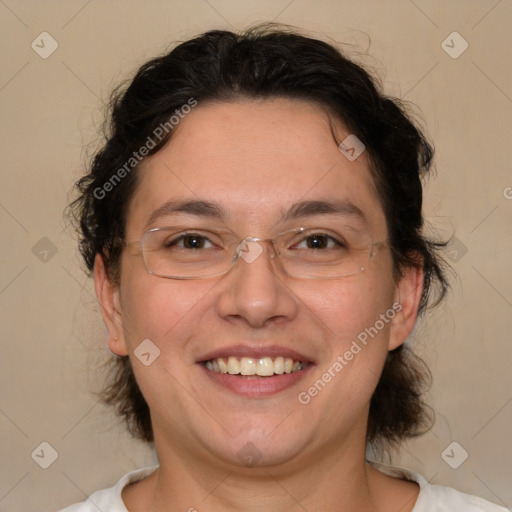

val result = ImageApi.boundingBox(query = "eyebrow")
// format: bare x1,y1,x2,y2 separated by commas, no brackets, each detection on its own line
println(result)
145,198,367,229
280,199,367,224
145,199,226,229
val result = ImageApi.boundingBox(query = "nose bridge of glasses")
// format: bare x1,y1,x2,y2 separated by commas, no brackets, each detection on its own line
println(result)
235,236,278,265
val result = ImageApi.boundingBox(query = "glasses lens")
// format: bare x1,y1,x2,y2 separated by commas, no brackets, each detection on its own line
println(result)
277,228,374,279
141,227,234,279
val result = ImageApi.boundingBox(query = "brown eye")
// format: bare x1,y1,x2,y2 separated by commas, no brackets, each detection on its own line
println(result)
306,234,329,249
165,234,213,249
295,233,343,250
182,235,207,249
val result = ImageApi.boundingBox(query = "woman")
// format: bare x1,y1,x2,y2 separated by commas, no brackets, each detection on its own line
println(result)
62,25,507,511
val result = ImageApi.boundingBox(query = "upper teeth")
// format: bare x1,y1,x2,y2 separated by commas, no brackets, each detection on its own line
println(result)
204,356,306,376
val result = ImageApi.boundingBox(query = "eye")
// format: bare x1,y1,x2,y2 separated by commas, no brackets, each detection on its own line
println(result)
294,233,345,250
165,233,215,249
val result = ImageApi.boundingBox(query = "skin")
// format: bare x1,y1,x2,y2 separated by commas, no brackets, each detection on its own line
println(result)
95,98,424,511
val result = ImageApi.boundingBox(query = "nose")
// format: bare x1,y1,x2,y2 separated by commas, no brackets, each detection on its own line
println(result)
215,239,298,328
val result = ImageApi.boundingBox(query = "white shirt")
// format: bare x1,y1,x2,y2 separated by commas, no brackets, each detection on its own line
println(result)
58,462,509,511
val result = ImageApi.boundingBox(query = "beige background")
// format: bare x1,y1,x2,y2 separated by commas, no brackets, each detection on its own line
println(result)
0,1,511,510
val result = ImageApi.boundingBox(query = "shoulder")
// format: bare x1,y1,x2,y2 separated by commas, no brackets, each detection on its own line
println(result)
368,461,508,512
57,466,158,512
422,484,509,512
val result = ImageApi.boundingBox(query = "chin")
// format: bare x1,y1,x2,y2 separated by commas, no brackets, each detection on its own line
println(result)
200,417,313,470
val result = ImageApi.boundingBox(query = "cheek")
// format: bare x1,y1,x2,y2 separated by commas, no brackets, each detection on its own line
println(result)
119,270,213,353
299,277,398,415
301,269,396,352
118,275,216,408
300,263,397,393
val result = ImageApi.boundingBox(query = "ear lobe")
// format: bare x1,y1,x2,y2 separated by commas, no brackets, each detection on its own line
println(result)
388,263,424,351
94,253,128,356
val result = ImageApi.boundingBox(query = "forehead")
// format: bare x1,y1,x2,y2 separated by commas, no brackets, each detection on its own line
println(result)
126,98,388,237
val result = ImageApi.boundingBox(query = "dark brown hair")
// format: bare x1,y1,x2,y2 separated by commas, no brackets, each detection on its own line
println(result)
69,24,449,455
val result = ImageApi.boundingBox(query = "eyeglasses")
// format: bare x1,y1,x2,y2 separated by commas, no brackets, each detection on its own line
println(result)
123,225,387,280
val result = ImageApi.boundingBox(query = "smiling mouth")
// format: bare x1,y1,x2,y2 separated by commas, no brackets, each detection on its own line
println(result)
203,356,309,377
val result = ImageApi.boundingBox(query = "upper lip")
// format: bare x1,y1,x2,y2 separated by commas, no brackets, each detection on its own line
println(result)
197,344,314,364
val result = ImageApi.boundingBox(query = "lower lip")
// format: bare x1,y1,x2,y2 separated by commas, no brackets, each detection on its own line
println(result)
199,364,313,397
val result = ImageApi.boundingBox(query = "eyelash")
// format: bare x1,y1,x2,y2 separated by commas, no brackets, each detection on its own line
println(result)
165,232,346,250
165,234,216,249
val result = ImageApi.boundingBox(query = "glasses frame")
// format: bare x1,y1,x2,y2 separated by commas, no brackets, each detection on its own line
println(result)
123,226,388,280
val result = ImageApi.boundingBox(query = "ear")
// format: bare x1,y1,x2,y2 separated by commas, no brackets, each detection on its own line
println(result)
94,253,128,356
388,263,424,351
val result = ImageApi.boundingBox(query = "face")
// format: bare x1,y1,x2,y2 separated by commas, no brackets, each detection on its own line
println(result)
97,98,421,471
